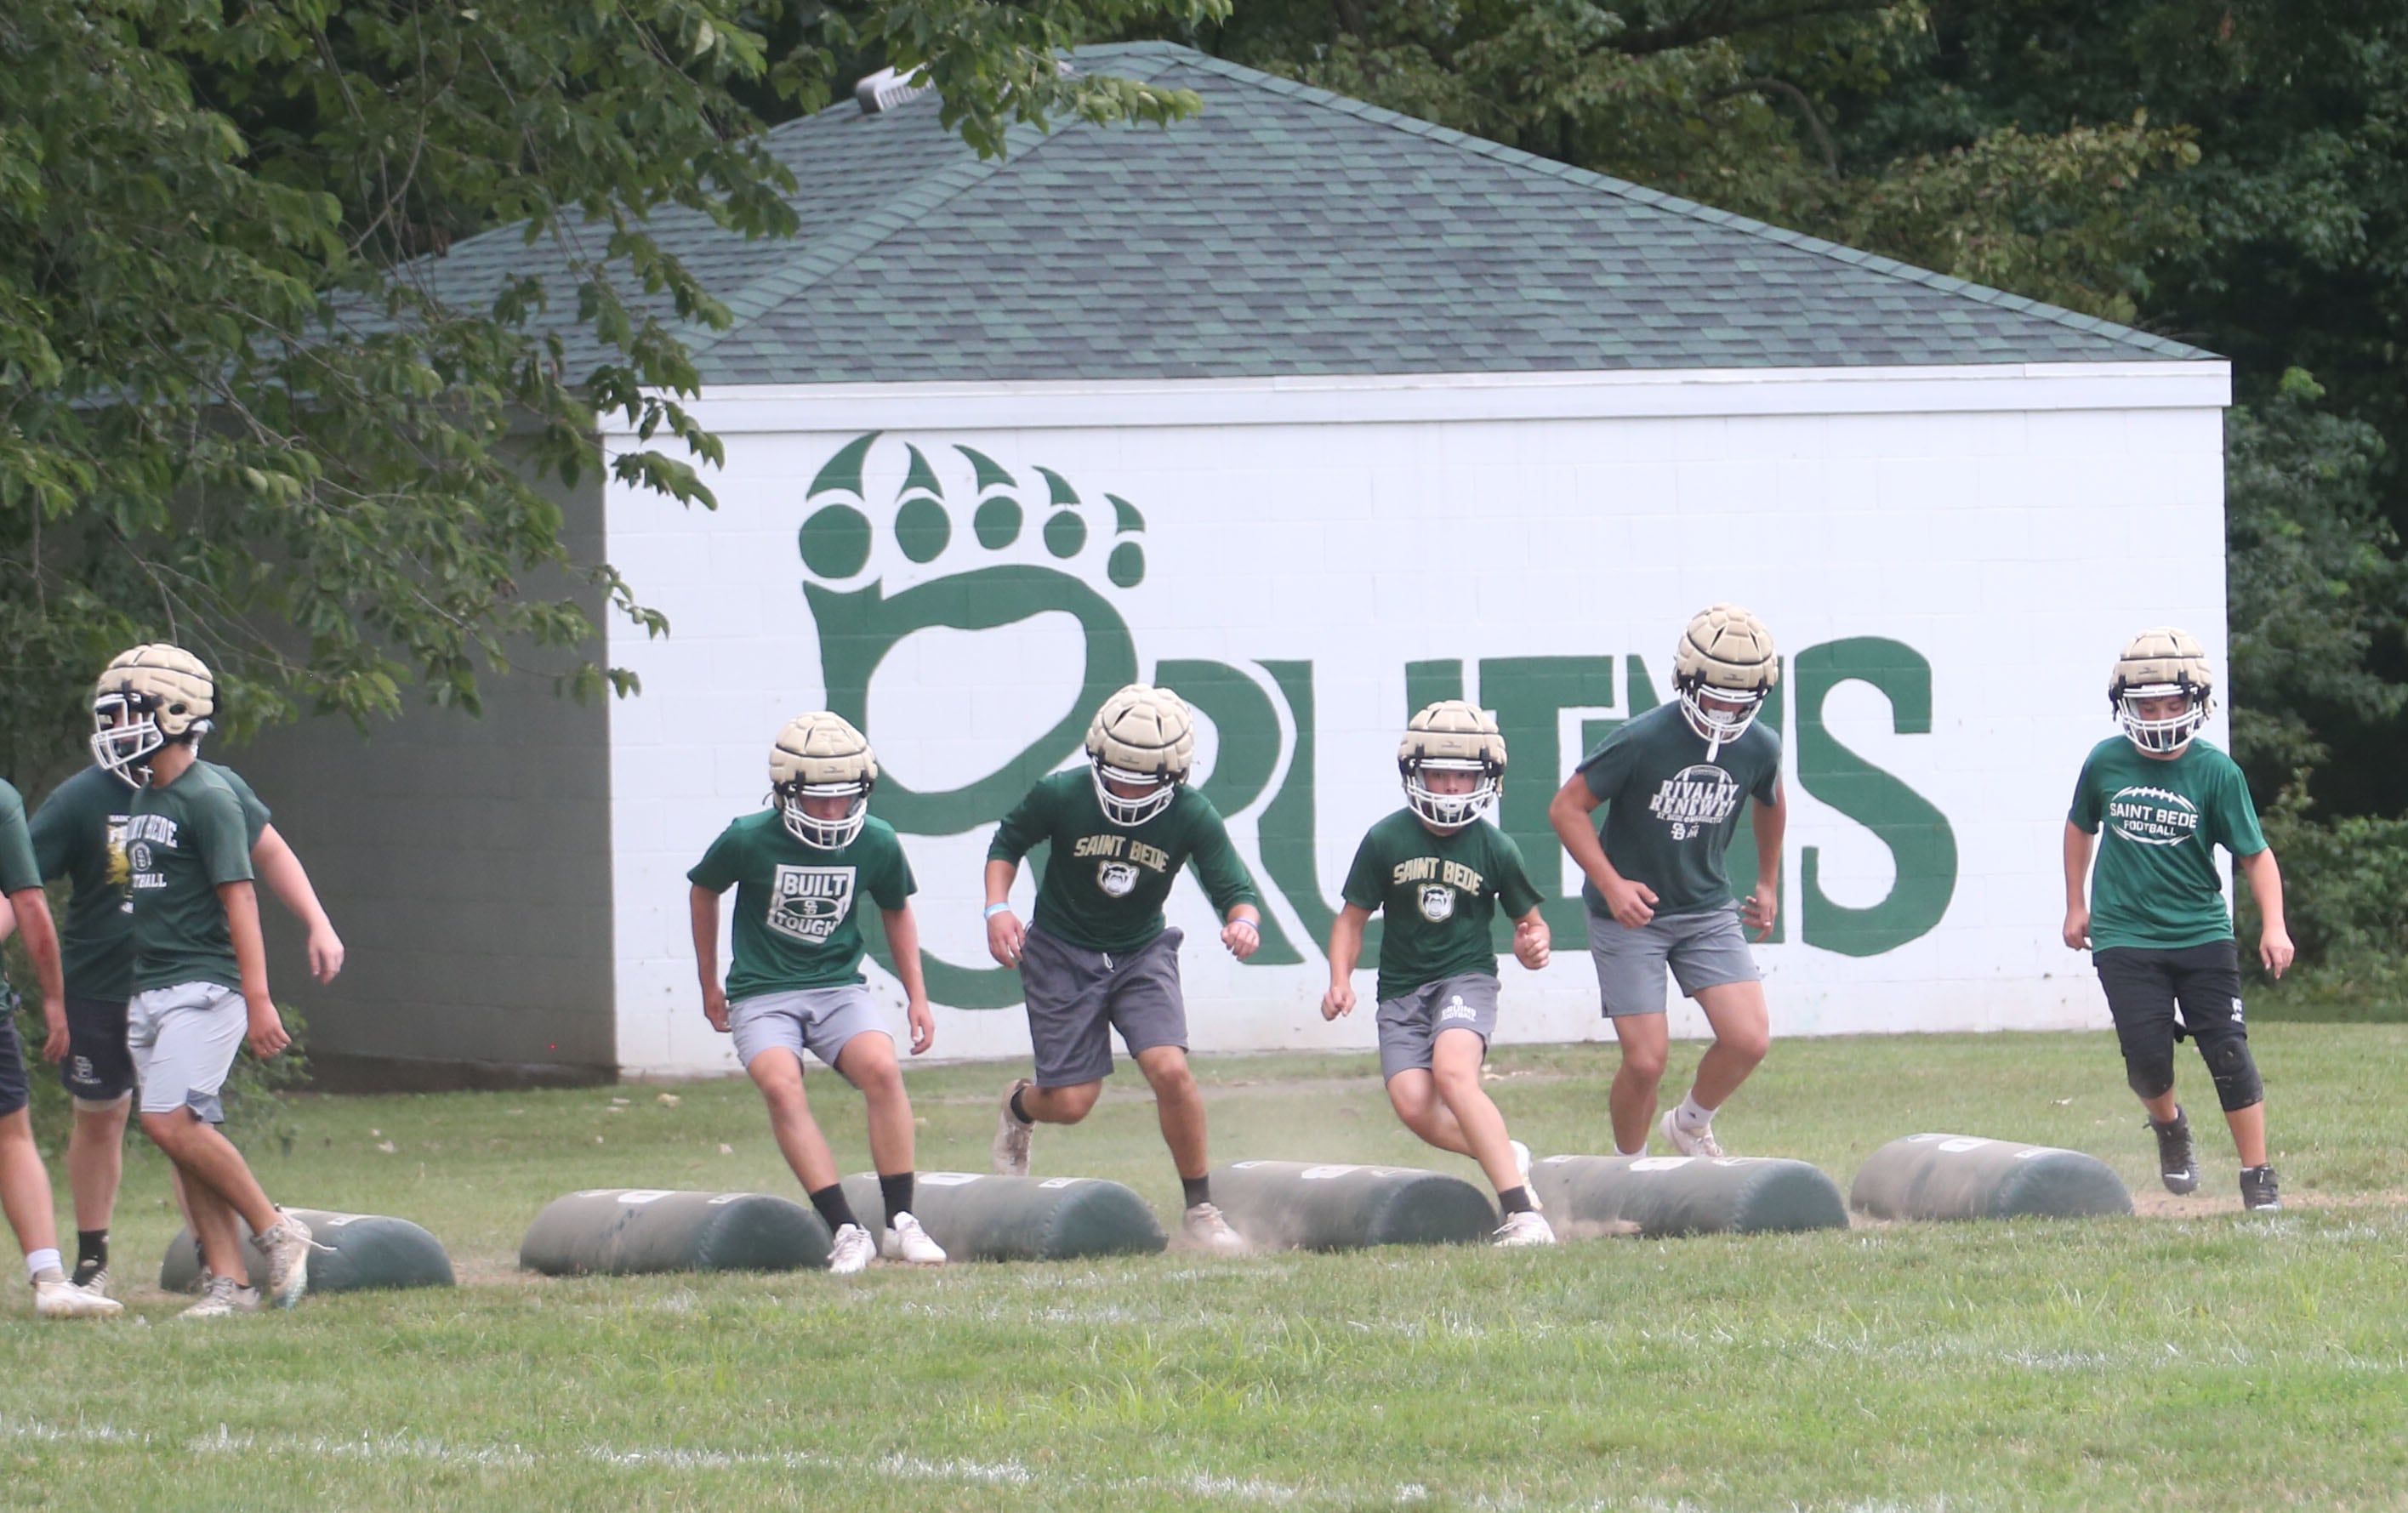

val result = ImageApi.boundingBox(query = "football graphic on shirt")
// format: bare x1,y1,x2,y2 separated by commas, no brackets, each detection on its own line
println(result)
2105,786,2201,848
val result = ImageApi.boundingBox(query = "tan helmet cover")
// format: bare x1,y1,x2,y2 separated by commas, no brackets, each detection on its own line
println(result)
95,644,216,737
1674,605,1779,693
2109,626,2215,706
1398,700,1508,772
1084,684,1197,779
770,711,878,790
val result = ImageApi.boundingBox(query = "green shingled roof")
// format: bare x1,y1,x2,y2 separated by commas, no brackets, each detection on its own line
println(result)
426,40,2214,383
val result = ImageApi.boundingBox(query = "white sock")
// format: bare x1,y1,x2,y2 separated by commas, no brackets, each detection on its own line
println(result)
1615,1146,1646,1158
1675,1094,1715,1131
26,1249,61,1283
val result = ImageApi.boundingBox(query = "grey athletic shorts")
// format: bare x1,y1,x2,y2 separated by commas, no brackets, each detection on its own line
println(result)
128,981,247,1123
1018,924,1186,1088
1587,907,1761,1019
1375,972,1500,1081
727,985,887,1078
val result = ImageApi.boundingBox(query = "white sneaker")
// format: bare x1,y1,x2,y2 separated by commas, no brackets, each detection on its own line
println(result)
1493,1209,1557,1248
828,1223,877,1275
993,1078,1034,1177
177,1273,260,1319
884,1211,948,1265
1182,1202,1250,1255
1509,1138,1541,1210
1660,1109,1725,1158
71,1265,111,1300
253,1211,324,1310
33,1271,122,1320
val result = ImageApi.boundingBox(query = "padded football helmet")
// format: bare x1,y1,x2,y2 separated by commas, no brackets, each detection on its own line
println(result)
1084,684,1195,827
770,711,878,849
1398,700,1506,830
2109,627,2215,754
1673,605,1778,760
90,645,215,784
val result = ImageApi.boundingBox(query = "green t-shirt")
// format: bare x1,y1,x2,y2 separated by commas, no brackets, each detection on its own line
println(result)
32,761,270,1002
0,781,41,896
127,763,258,993
988,771,1262,954
688,811,916,999
1341,809,1544,1002
2069,737,2267,952
1576,702,1782,919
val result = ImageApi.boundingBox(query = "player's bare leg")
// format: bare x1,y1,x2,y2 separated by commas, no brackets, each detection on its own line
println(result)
180,1173,252,1291
1429,1029,1522,1195
1607,1012,1670,1154
67,1098,130,1234
1016,1080,1102,1125
747,1048,840,1193
1386,1070,1475,1156
1134,1044,1245,1253
1690,981,1770,1110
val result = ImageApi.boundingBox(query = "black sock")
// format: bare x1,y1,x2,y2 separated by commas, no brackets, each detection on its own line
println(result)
880,1171,914,1220
1009,1086,1033,1125
1181,1175,1212,1209
72,1231,109,1283
808,1184,859,1234
1499,1186,1535,1215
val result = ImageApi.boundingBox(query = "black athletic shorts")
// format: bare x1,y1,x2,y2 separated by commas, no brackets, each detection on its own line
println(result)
2094,940,2246,1052
0,1003,28,1119
60,994,135,1102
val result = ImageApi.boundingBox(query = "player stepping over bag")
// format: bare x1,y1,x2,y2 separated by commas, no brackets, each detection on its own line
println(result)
690,713,945,1275
0,782,122,1319
88,648,320,1317
1323,702,1557,1248
31,646,345,1304
983,685,1267,1255
1549,606,1786,1160
2064,629,2291,1213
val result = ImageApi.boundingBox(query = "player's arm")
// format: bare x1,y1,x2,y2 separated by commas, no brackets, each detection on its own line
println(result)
1187,809,1263,959
1509,904,1551,970
1742,779,1787,941
881,902,936,1055
2061,822,2096,951
251,824,344,983
687,884,730,1032
1548,771,1654,928
1321,903,1371,1020
982,784,1051,966
2235,848,2293,979
221,879,287,1057
5,885,68,1061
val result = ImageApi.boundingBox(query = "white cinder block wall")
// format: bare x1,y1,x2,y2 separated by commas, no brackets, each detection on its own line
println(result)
604,363,2229,1076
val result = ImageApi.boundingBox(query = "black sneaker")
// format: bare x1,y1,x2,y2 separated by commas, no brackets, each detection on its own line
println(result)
2147,1108,2199,1194
2240,1165,2282,1212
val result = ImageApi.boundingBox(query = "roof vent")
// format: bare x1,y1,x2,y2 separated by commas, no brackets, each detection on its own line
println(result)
855,66,933,115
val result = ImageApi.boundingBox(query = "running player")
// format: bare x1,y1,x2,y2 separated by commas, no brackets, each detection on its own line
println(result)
2064,627,2291,1211
983,684,1264,1254
689,713,945,1273
1548,605,1785,1158
1322,702,1556,1245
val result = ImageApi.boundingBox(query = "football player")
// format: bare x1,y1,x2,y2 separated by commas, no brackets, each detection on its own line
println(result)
982,684,1265,1254
0,779,122,1317
688,712,944,1274
1321,702,1556,1246
1548,606,1786,1158
31,646,345,1303
2064,628,2291,1211
86,646,320,1317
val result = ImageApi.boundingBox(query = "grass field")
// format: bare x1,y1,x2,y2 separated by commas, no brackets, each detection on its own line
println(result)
4,1025,2405,1511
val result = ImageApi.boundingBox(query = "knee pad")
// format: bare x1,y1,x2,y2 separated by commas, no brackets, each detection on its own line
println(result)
2123,1047,2177,1102
2198,1030,2263,1112
71,1092,134,1115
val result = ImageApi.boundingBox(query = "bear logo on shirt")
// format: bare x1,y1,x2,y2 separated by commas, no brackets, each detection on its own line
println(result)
1418,884,1455,923
1097,860,1140,898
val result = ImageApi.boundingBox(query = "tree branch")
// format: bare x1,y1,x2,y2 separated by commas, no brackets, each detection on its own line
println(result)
1710,76,1841,176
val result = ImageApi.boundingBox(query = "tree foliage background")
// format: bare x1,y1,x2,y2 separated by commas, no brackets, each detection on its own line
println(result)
6,1,2406,1000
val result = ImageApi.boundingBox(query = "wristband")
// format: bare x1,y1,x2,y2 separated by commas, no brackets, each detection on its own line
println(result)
1227,918,1260,936
983,902,1013,919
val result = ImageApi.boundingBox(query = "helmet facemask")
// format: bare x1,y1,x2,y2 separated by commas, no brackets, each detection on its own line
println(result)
768,711,879,850
1398,699,1507,831
2109,627,2216,755
1403,757,1500,831
89,645,216,786
1084,685,1196,829
1676,685,1768,763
